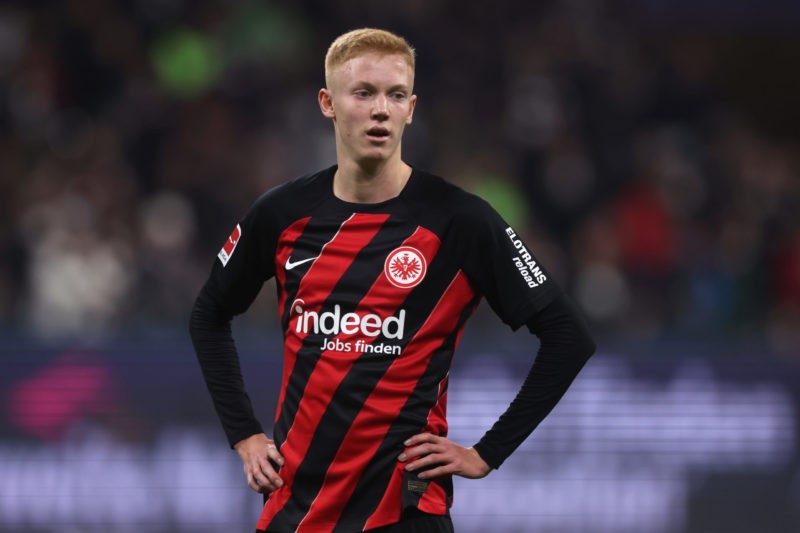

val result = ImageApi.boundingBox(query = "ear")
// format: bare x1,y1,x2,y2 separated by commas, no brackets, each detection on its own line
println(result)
406,94,417,125
319,88,335,119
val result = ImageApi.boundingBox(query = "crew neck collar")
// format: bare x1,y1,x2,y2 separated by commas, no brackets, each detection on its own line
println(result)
327,165,416,208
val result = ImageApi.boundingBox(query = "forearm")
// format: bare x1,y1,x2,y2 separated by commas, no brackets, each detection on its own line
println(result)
473,294,595,469
189,287,263,447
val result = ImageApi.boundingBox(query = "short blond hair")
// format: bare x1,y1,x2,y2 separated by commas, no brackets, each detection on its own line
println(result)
324,28,416,87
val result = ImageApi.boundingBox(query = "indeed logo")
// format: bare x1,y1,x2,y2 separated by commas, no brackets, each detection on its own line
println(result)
292,301,406,340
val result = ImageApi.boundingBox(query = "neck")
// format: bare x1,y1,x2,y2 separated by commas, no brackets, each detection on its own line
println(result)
333,157,412,204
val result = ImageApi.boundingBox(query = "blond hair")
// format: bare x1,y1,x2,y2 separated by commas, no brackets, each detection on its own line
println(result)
324,28,416,86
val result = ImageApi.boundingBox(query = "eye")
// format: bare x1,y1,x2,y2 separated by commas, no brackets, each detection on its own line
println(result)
391,92,407,101
354,89,371,98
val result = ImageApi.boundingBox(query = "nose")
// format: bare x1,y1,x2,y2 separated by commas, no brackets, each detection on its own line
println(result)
371,95,389,120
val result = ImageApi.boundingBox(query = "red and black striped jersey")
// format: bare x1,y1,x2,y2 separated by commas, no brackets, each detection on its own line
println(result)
200,166,561,532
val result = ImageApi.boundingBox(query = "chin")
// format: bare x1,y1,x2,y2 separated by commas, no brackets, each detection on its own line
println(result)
369,144,401,159
354,157,387,170
357,151,392,164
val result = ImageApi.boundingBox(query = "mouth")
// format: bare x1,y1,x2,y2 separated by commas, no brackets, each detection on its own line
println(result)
366,126,390,141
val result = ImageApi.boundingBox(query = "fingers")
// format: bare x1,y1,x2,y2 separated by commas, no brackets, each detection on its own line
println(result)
398,433,452,479
266,442,285,467
245,466,264,493
251,446,285,493
248,456,284,493
404,432,439,447
235,434,286,494
403,451,453,479
411,463,452,480
399,432,443,460
397,433,490,480
251,442,286,493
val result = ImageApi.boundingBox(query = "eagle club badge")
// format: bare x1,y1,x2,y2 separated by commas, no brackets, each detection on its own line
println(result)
218,224,241,266
384,246,427,288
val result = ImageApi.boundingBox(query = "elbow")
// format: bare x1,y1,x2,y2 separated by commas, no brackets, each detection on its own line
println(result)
527,293,597,365
189,299,207,346
563,330,594,372
189,293,209,337
582,334,597,363
189,298,203,338
573,317,597,364
189,287,231,341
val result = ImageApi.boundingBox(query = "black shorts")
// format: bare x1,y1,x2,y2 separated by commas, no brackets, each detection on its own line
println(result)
259,508,454,533
366,508,454,533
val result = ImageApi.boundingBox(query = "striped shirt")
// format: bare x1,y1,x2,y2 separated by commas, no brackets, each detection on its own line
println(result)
193,166,560,532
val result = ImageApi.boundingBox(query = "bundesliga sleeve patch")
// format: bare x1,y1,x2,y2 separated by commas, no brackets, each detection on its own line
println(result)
218,224,241,266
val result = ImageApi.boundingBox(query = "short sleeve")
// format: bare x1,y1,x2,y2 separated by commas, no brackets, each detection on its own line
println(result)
458,200,561,330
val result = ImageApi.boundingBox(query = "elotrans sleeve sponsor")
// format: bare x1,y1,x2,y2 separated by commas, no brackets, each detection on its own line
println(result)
505,227,547,287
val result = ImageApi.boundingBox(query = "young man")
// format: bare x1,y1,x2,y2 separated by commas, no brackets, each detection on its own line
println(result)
190,28,595,533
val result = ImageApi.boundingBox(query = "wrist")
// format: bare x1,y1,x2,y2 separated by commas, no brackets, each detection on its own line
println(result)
467,447,492,476
234,432,266,454
472,441,502,471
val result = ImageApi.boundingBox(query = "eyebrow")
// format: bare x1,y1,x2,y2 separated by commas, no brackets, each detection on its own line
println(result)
353,81,411,93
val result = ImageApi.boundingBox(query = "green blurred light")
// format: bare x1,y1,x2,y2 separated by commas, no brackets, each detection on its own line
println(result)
471,177,527,229
225,2,306,63
151,27,221,99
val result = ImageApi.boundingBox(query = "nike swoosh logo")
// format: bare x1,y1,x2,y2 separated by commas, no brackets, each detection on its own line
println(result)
285,255,318,270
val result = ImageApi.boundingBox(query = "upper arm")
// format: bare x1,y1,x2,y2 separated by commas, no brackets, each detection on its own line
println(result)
457,200,562,329
202,194,279,318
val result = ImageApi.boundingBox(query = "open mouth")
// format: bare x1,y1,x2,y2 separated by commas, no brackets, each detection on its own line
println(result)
366,126,390,140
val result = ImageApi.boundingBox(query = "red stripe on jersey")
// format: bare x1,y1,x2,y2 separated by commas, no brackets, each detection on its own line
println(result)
275,217,312,319
259,222,441,531
418,480,449,515
310,271,476,531
425,375,449,437
275,212,346,421
361,466,404,530
273,213,383,424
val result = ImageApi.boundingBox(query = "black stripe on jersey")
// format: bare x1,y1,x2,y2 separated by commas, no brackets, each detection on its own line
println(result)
334,286,480,531
273,216,347,448
270,214,416,526
278,218,345,330
285,252,476,530
274,213,375,446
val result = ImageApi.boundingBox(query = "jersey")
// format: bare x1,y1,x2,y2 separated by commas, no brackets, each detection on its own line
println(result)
201,165,561,532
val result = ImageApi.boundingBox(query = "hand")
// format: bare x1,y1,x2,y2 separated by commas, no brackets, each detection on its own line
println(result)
234,433,285,494
398,433,491,480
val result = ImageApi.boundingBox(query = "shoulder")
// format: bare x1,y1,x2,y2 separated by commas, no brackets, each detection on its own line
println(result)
231,166,334,244
252,166,334,212
406,168,498,223
242,166,334,235
403,169,503,241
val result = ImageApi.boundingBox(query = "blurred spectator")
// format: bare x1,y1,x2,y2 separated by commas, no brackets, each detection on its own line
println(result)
0,0,798,356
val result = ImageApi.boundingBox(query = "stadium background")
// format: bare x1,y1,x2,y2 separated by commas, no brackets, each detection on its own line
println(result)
1,0,799,531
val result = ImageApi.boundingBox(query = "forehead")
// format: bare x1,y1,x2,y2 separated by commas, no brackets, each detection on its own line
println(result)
332,52,414,88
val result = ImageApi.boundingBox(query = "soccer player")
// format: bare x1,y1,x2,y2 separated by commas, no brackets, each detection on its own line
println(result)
190,28,595,533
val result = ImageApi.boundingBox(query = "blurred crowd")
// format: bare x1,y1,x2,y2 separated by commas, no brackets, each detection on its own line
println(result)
0,0,798,353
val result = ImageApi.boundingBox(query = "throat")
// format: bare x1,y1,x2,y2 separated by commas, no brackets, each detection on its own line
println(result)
333,163,412,204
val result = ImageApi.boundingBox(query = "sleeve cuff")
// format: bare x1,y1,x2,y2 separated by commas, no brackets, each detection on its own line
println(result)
227,423,265,449
472,439,505,470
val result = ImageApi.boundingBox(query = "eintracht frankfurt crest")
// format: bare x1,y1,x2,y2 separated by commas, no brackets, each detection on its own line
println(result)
384,246,427,288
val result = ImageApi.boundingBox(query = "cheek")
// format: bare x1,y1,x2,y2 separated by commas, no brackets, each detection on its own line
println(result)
337,107,361,129
394,103,413,122
340,116,358,136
